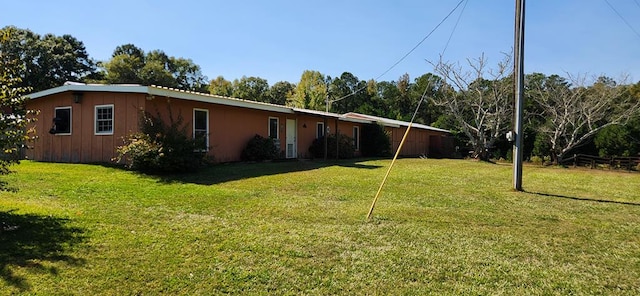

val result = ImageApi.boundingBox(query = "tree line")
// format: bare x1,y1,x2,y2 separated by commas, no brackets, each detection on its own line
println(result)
2,26,640,164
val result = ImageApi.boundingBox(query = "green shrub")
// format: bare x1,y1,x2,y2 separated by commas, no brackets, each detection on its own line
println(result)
308,134,355,159
530,155,543,165
241,135,279,162
532,132,551,159
360,123,391,157
594,125,637,157
505,148,513,162
115,111,205,174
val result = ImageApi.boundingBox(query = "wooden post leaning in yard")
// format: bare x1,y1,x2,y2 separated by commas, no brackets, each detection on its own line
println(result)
367,80,430,220
367,123,413,220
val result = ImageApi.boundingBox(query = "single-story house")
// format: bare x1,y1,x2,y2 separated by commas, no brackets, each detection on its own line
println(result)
24,82,452,163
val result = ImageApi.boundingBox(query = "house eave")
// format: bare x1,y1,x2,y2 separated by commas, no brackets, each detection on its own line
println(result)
148,86,293,114
26,83,294,114
343,112,450,133
26,83,150,99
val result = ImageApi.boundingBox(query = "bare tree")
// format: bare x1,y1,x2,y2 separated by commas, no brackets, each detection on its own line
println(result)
430,53,514,160
529,74,640,163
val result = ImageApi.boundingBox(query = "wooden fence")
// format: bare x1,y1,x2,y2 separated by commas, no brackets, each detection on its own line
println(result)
561,154,640,171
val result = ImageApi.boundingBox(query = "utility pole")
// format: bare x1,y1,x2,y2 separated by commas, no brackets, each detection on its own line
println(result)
513,0,526,191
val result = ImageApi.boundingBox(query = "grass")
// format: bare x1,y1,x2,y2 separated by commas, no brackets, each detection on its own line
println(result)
1,159,639,295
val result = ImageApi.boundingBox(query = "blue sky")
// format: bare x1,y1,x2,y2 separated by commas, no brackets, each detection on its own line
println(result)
4,0,640,85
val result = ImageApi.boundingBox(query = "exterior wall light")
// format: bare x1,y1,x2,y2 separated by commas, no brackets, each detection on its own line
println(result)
73,92,83,104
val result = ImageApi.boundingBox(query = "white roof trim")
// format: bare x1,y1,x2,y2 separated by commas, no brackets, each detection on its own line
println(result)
292,108,371,124
148,86,293,114
27,84,149,99
27,83,293,114
343,112,450,133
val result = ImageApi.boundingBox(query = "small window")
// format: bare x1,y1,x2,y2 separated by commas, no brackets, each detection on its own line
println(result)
269,117,279,139
193,109,209,151
51,107,72,135
95,105,114,135
316,122,324,139
353,126,360,151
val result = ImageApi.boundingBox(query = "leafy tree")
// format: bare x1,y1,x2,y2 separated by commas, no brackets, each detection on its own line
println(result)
102,44,208,92
232,76,269,102
369,80,400,119
410,73,446,125
328,72,369,114
289,70,327,110
112,43,145,58
430,54,514,160
594,118,639,157
359,79,385,116
268,81,295,105
389,73,414,121
0,26,96,92
139,50,175,87
0,27,36,176
102,44,145,84
209,76,233,97
523,73,555,158
170,57,208,92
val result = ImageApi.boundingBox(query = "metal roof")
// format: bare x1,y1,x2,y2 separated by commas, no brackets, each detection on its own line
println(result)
26,82,449,133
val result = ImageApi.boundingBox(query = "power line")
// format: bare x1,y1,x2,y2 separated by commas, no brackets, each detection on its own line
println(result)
374,0,467,81
329,0,467,104
442,0,469,56
604,0,640,41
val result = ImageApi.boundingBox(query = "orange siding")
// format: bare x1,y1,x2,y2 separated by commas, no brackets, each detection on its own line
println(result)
144,98,292,162
26,91,145,163
295,116,316,159
336,120,362,156
26,90,451,163
384,126,441,157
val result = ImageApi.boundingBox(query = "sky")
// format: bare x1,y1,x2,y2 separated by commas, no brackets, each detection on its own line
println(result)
3,0,640,85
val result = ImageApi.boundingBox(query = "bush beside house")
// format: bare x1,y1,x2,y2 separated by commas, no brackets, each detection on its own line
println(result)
115,111,205,173
360,123,391,157
308,134,355,159
241,135,280,162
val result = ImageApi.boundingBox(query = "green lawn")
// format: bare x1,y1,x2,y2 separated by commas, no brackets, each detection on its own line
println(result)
1,159,639,295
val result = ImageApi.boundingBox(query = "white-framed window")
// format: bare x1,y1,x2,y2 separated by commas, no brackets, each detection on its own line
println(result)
316,122,324,139
269,117,279,139
193,108,209,151
95,104,114,135
353,126,360,151
52,106,72,135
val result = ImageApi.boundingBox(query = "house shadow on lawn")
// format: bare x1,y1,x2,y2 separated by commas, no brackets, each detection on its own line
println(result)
0,210,86,291
154,158,383,185
528,191,640,207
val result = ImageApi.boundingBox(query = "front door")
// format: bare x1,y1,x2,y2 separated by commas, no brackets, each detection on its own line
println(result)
286,119,297,159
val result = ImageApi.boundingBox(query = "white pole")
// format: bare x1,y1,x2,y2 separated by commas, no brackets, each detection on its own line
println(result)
513,0,525,191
